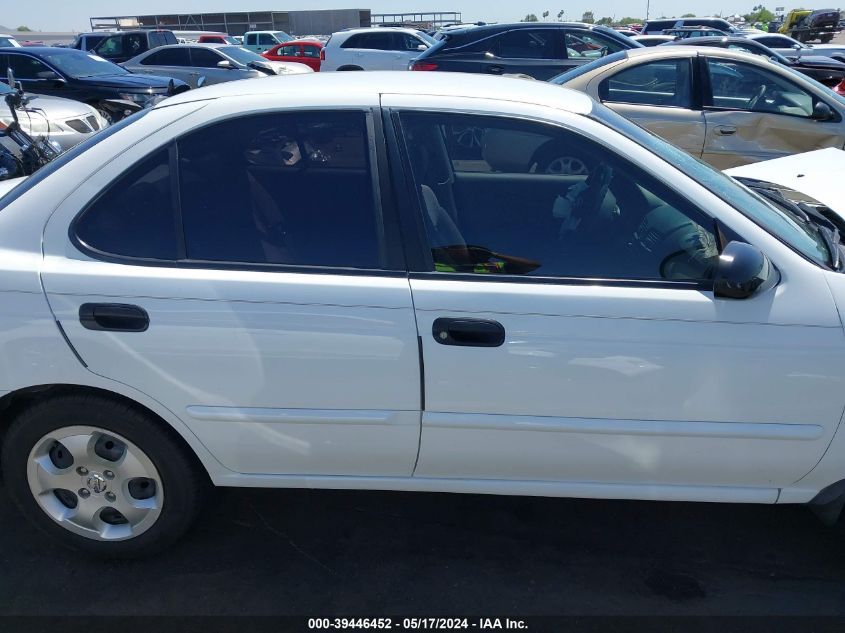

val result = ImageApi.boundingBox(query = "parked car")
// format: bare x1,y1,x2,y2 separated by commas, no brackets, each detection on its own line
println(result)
68,32,114,52
642,17,739,34
93,30,178,64
0,34,21,48
613,29,641,38
123,44,311,89
0,47,189,121
747,33,845,63
242,30,294,54
6,72,845,556
196,34,240,45
632,34,677,47
261,40,323,71
551,47,845,169
661,26,730,38
0,79,107,151
409,23,641,80
664,36,845,86
322,27,435,72
835,77,845,96
778,8,840,43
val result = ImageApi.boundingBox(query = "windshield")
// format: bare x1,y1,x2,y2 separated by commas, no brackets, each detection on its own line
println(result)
592,103,836,268
273,31,294,43
417,31,437,46
44,51,127,77
218,46,266,65
550,51,626,84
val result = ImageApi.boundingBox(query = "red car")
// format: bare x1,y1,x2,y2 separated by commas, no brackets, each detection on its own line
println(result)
197,34,240,45
835,78,845,97
261,40,323,71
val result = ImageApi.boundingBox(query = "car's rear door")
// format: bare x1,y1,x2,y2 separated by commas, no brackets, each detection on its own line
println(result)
41,102,421,478
480,27,565,79
590,53,706,157
383,94,845,495
701,55,844,168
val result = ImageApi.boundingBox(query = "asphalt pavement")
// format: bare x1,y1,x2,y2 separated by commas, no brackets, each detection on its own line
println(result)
2,485,845,615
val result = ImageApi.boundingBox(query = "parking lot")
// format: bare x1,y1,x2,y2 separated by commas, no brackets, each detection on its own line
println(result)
3,485,845,616
6,12,845,626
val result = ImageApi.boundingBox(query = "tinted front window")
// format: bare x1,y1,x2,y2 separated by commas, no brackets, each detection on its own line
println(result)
303,45,321,58
258,34,275,45
178,112,384,268
217,46,265,65
600,59,692,107
5,54,50,80
75,149,178,260
400,112,718,281
494,29,557,59
565,31,626,59
142,48,190,66
189,47,223,68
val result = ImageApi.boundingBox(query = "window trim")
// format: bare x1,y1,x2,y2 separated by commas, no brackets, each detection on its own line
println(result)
69,108,407,276
386,107,719,290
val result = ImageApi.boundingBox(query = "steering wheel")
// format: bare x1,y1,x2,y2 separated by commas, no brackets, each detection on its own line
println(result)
568,164,614,230
747,84,768,111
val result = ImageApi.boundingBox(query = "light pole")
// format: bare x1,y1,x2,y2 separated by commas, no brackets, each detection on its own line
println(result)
646,0,650,20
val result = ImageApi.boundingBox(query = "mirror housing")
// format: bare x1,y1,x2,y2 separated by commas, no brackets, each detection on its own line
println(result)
714,241,776,300
417,44,428,51
37,70,62,82
812,101,834,121
216,60,235,69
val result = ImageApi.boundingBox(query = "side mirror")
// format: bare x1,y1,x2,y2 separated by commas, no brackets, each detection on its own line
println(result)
37,70,61,81
812,101,834,121
714,241,776,299
417,44,428,51
216,60,235,69
793,43,802,49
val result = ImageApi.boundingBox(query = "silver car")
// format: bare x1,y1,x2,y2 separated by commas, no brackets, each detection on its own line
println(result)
122,43,311,89
0,81,108,152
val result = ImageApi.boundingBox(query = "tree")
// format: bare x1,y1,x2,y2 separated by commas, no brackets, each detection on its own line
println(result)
618,16,644,25
581,10,595,23
743,4,775,23
542,10,550,20
522,13,539,22
596,16,614,25
557,10,565,21
681,13,696,17
16,26,32,32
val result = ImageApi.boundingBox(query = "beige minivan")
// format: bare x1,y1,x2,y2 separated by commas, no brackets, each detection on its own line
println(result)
553,46,845,169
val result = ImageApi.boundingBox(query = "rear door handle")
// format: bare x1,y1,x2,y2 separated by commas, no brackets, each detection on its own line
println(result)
715,125,737,136
487,65,505,75
79,303,149,332
432,318,505,348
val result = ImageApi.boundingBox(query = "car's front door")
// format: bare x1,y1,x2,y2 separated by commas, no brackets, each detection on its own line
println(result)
701,56,843,168
385,98,845,494
188,47,236,86
41,107,421,478
593,54,706,157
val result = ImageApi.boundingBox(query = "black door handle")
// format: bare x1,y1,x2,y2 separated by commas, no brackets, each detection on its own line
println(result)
79,303,149,332
432,318,505,347
487,65,505,74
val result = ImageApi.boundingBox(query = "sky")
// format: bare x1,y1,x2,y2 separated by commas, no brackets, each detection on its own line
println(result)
3,0,763,32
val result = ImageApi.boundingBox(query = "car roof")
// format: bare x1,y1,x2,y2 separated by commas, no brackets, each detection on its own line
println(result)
444,21,602,36
0,46,80,54
334,27,424,35
673,35,758,44
159,71,594,115
620,45,769,61
278,39,323,46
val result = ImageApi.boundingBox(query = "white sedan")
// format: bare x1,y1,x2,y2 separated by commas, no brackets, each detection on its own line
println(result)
2,72,845,557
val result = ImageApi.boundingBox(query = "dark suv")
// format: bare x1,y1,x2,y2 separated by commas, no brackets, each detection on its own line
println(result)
411,23,641,80
93,30,177,64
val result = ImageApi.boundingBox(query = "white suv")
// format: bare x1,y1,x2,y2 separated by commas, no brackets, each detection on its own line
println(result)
4,73,845,557
321,27,433,71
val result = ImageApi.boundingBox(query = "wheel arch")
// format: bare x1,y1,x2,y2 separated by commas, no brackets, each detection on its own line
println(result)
0,383,218,484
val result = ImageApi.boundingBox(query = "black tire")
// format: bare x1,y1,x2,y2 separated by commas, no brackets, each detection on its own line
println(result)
1,393,208,558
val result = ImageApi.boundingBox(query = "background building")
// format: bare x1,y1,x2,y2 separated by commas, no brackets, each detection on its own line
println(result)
90,9,372,36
